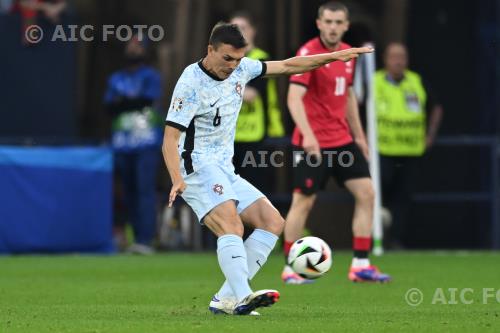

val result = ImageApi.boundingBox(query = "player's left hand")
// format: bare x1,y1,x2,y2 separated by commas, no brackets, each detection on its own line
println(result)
333,47,374,62
355,138,370,161
168,179,187,208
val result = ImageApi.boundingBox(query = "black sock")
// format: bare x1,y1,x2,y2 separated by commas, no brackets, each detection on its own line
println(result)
353,250,368,259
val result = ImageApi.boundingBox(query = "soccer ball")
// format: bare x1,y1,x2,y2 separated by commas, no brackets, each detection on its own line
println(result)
288,236,332,279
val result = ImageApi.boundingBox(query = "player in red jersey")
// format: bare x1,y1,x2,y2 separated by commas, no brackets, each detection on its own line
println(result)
281,1,391,283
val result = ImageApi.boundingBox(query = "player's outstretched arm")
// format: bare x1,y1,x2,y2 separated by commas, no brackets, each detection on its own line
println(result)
162,125,186,207
265,47,373,76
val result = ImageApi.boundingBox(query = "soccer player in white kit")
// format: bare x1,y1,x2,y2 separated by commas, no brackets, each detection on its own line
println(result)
163,22,372,315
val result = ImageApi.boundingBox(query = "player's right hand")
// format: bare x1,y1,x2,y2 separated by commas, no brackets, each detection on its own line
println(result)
168,179,187,208
333,47,374,62
303,134,322,161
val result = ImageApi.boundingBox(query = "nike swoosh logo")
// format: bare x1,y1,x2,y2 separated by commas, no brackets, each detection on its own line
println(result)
231,255,243,259
210,98,221,107
256,260,262,267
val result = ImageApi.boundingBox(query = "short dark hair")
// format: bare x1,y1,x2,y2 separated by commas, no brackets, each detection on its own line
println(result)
318,1,349,19
209,22,248,50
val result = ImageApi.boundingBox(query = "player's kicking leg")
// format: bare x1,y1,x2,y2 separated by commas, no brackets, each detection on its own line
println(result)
204,200,280,315
281,192,317,284
210,179,284,314
344,178,391,283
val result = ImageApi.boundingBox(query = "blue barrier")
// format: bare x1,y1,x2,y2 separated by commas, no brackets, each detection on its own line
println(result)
0,146,114,254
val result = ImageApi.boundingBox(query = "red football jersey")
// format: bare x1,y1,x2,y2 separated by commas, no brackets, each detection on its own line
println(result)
290,37,356,148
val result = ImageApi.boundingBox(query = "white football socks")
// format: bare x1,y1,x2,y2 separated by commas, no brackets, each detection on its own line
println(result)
216,229,278,300
216,234,252,301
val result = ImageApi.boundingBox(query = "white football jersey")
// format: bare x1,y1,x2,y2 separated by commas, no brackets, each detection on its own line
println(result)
166,57,266,176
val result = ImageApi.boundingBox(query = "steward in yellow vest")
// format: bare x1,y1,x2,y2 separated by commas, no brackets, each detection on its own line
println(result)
374,69,427,156
375,42,443,247
375,43,442,157
230,12,286,195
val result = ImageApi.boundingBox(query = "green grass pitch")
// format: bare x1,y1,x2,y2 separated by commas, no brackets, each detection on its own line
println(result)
1,252,499,333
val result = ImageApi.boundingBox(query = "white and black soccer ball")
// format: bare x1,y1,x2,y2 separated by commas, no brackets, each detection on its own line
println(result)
288,236,332,279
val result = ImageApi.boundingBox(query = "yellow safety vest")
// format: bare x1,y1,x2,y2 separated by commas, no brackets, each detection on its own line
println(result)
374,70,427,156
235,48,285,142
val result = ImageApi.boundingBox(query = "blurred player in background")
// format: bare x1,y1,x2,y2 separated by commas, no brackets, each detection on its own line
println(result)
230,11,285,196
104,35,163,255
163,22,372,314
375,42,443,248
282,1,391,284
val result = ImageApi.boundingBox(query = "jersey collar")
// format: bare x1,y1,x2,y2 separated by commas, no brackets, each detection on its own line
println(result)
198,58,224,81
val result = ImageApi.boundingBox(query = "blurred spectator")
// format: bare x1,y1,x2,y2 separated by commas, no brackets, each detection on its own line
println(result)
12,0,66,44
375,42,443,248
229,11,285,195
104,35,163,255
